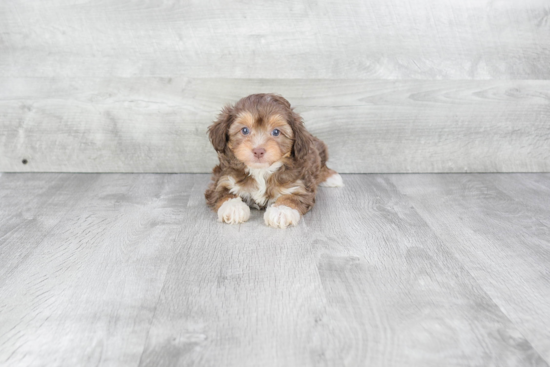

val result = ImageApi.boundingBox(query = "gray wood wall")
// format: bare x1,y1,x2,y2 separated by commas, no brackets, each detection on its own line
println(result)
1,0,549,173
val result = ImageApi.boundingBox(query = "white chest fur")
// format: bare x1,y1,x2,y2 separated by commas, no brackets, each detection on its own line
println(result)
228,161,283,209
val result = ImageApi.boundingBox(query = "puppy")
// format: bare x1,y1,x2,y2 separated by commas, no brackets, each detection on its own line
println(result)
205,93,343,228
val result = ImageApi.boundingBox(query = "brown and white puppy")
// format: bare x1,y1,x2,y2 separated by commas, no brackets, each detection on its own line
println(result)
205,93,343,228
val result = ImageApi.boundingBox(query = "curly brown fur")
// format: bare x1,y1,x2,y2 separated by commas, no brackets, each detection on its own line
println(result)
205,93,342,227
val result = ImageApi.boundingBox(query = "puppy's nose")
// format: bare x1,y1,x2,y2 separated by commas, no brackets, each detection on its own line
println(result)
253,148,266,159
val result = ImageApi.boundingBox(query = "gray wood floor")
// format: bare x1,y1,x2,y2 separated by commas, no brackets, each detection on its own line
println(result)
0,173,549,367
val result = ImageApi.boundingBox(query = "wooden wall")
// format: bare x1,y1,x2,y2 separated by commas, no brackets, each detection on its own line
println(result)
1,0,549,173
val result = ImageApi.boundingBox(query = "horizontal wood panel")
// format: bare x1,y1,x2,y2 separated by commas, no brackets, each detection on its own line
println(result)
1,78,549,173
1,0,549,79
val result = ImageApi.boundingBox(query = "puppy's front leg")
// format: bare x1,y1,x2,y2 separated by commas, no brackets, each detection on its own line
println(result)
217,196,250,224
264,194,312,229
205,183,250,225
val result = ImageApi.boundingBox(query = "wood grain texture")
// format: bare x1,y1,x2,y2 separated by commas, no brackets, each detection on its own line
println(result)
1,173,550,366
137,174,545,366
0,0,549,79
392,173,550,362
0,173,99,281
1,78,549,173
0,174,194,366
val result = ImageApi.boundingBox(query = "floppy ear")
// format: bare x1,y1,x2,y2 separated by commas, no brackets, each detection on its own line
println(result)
208,105,234,153
289,110,310,160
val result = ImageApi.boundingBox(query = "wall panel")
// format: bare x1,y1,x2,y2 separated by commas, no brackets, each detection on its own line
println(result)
1,78,548,173
1,0,549,79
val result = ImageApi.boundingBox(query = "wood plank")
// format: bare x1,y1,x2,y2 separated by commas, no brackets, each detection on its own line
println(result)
1,0,549,79
1,78,549,173
0,173,100,280
484,173,550,213
138,176,333,366
0,174,195,366
138,174,546,366
392,173,550,362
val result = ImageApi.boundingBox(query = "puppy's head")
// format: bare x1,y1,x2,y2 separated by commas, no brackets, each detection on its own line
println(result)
208,94,309,168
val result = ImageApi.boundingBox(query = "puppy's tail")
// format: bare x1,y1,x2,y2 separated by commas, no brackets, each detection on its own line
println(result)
319,167,344,188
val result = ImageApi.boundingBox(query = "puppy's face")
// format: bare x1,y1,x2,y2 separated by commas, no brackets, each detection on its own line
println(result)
208,94,308,168
228,111,293,168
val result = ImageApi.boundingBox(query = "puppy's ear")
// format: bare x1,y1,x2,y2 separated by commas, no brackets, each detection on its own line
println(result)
289,111,310,160
208,105,234,153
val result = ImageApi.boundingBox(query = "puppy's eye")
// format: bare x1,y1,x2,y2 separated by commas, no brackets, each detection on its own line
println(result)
241,127,250,135
272,129,280,137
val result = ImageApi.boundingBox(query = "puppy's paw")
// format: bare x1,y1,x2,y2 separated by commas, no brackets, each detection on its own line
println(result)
218,197,250,224
264,205,301,229
319,173,344,188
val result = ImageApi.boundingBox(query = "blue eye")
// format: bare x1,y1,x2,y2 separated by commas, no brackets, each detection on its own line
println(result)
241,127,250,135
272,129,280,137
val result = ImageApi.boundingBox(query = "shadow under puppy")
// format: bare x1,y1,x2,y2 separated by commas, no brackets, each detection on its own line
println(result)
205,93,343,228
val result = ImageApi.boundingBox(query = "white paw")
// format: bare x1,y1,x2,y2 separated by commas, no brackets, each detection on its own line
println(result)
264,205,301,229
218,197,250,224
319,173,344,187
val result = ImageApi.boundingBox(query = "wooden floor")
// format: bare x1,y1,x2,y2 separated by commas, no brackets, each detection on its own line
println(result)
0,173,549,367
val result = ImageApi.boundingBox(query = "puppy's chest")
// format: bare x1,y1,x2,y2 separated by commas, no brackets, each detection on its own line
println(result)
229,170,274,209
